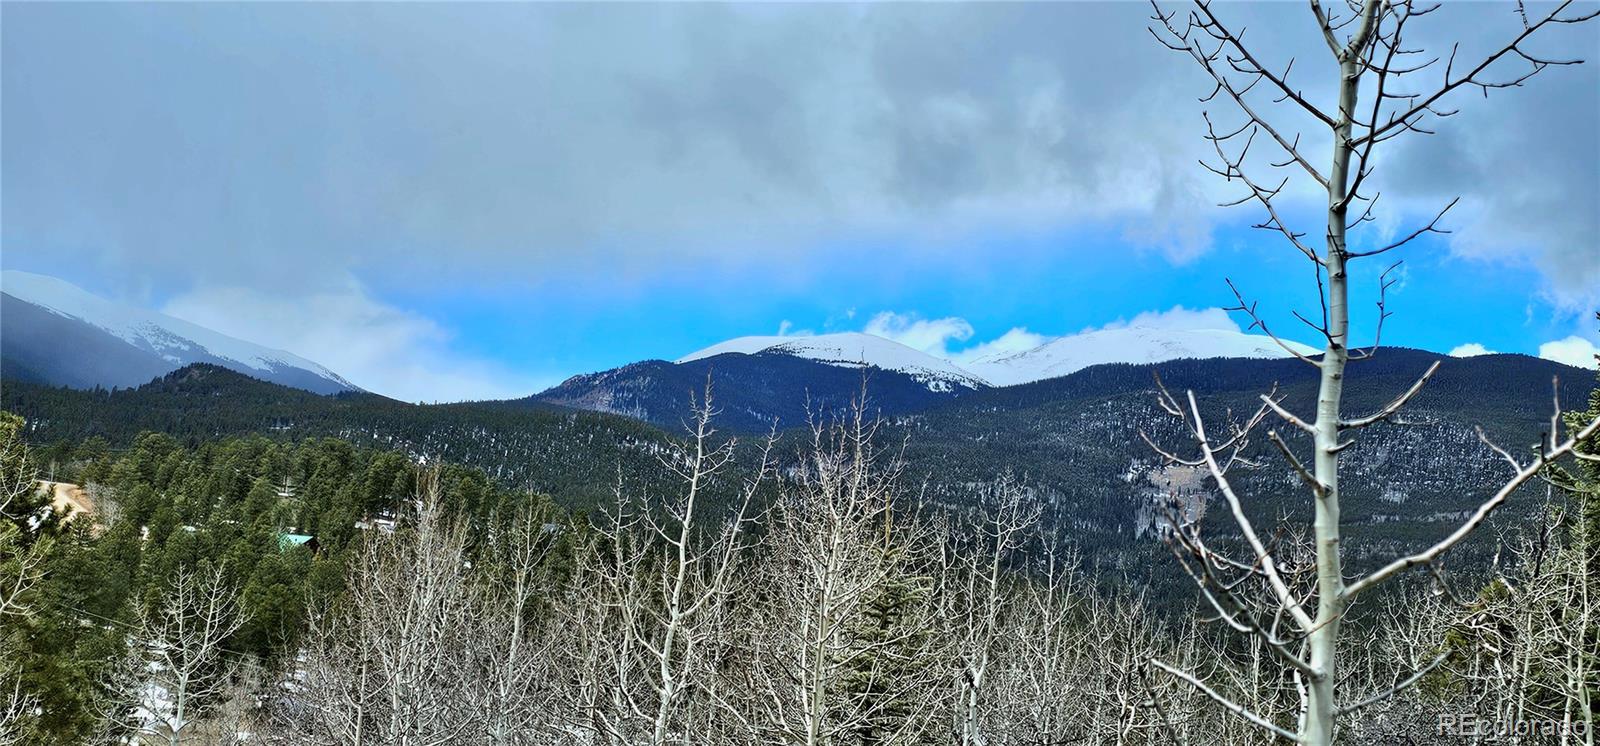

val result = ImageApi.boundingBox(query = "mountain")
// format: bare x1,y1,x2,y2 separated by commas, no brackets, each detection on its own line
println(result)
679,332,988,392
676,326,1318,391
895,348,1595,587
536,327,1316,429
965,326,1320,386
530,349,977,434
1,271,357,395
9,352,1590,591
0,364,687,510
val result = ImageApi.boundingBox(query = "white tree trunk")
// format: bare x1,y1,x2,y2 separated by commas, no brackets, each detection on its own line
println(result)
1302,42,1363,746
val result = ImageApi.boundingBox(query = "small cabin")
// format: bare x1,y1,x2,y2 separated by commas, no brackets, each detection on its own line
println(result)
277,532,320,554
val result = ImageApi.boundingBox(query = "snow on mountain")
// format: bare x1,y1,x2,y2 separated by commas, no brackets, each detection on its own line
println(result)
678,332,988,392
963,326,1320,386
678,327,1318,391
1,270,358,394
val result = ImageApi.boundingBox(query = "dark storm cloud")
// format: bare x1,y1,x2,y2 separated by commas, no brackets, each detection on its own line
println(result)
2,2,1595,303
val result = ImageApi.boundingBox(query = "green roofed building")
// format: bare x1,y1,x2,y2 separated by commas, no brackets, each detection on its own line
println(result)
277,532,319,554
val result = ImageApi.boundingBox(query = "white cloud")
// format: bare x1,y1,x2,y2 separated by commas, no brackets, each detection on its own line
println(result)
860,305,1244,366
1448,343,1497,357
161,279,551,402
862,312,974,358
775,319,814,337
1538,336,1600,370
1085,306,1242,334
952,327,1048,364
852,311,1042,364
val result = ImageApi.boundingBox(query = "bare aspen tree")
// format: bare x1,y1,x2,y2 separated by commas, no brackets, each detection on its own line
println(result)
939,475,1039,746
0,683,28,746
291,471,477,746
979,539,1090,742
640,386,772,745
1327,587,1457,742
1556,374,1600,743
1082,593,1210,745
727,402,946,746
469,501,561,745
976,549,1220,745
199,657,268,745
553,488,653,744
1359,488,1600,742
123,565,249,746
1549,508,1599,742
554,383,773,745
1146,2,1600,742
0,414,51,624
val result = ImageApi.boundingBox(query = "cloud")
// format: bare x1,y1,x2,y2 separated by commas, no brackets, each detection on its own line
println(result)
1085,306,1243,334
951,327,1047,364
1316,2,1600,311
161,280,551,402
1379,48,1600,310
862,311,974,358
1538,336,1600,370
855,310,1042,364
864,305,1244,365
776,320,813,337
1448,343,1497,358
0,2,1262,295
4,2,1593,375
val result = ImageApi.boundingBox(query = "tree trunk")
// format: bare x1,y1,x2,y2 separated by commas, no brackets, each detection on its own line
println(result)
1304,38,1365,746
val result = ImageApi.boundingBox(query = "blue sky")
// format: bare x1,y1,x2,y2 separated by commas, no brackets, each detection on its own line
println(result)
365,224,1563,376
3,2,1596,401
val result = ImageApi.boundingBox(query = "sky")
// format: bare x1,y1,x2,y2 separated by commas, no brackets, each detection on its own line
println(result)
3,2,1597,402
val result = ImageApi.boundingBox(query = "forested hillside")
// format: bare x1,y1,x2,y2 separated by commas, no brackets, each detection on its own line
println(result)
2,365,684,511
1,376,1594,743
6,351,1589,584
0,413,562,741
528,351,979,433
897,349,1595,578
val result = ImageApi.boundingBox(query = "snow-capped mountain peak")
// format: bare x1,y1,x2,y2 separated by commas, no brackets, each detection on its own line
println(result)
678,332,987,392
1,270,358,394
678,325,1318,391
963,325,1320,386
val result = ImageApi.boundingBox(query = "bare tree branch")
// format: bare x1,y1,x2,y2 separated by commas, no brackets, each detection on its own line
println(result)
1345,408,1600,598
1356,1,1599,147
1148,659,1300,741
1340,360,1440,429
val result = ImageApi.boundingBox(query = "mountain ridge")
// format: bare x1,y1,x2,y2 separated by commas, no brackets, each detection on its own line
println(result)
528,350,974,433
679,331,988,392
532,326,1328,429
964,325,1320,386
8,353,1589,582
1,271,358,395
672,326,1318,390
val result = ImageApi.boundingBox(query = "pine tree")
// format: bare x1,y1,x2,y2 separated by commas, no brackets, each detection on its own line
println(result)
833,540,940,746
0,413,54,537
0,413,62,742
